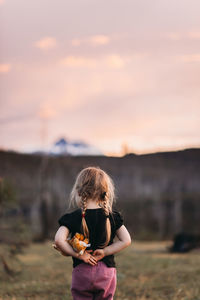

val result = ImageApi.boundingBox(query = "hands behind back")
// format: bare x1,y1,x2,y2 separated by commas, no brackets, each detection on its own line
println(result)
79,250,97,265
79,249,105,265
53,242,105,265
92,249,105,261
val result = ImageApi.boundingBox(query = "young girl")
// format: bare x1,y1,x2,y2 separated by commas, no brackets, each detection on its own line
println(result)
54,166,131,300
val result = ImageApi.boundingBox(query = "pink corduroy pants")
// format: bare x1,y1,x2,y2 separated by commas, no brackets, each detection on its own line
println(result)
71,261,117,300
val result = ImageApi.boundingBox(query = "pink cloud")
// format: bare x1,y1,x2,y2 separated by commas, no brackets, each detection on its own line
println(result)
71,35,110,47
60,54,127,69
34,37,57,50
105,54,125,69
89,35,110,46
60,56,97,68
187,31,200,39
166,31,200,41
37,104,57,120
0,63,11,73
71,39,82,47
166,32,182,41
179,54,200,63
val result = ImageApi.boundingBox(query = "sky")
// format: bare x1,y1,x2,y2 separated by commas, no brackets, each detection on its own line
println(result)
0,0,200,156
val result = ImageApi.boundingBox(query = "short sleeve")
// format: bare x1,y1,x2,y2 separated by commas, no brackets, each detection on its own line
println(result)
58,213,73,232
112,210,124,230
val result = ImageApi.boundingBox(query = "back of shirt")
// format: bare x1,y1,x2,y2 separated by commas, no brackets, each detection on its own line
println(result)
58,207,123,268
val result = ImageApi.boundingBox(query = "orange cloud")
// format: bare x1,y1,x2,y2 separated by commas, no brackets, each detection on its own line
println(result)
167,31,200,40
179,54,200,62
71,39,82,46
88,35,110,46
60,56,97,68
0,63,11,73
105,54,125,69
187,31,200,39
37,104,57,120
166,32,182,40
34,37,57,50
71,35,110,47
60,54,126,69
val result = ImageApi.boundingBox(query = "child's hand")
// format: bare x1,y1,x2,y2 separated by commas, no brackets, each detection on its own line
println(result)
79,250,97,266
92,249,105,261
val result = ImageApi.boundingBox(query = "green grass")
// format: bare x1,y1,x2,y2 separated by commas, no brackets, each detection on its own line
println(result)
0,241,200,300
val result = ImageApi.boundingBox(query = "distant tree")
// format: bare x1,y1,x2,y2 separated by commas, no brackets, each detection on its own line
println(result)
0,176,16,214
0,177,30,277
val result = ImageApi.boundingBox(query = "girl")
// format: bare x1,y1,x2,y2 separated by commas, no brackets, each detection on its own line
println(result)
54,166,131,300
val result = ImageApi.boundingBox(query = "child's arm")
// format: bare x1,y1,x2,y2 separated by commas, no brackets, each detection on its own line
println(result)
54,226,97,265
93,225,131,260
105,225,132,255
54,226,79,258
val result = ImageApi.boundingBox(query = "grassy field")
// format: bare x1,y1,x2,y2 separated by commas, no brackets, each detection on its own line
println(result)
0,241,200,300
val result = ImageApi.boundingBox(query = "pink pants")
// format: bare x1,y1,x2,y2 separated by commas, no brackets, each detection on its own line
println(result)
71,261,117,300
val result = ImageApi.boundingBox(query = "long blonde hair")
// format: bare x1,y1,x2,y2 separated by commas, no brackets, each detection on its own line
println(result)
69,166,115,247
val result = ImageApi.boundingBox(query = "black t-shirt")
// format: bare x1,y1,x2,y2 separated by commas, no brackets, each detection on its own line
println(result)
58,208,123,268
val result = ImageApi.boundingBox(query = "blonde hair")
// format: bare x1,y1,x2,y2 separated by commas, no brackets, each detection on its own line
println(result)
69,166,115,247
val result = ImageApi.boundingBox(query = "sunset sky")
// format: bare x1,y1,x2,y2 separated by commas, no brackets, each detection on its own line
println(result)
0,0,200,156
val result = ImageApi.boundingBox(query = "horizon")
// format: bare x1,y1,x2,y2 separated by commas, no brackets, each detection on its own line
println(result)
0,144,199,158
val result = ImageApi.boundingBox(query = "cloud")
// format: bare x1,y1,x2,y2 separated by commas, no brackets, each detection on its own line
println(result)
60,56,97,68
88,35,110,46
71,39,82,47
187,31,200,40
105,54,125,69
179,54,200,63
37,103,57,120
71,34,110,47
60,54,126,69
0,63,11,73
166,31,200,41
34,37,57,50
166,32,182,41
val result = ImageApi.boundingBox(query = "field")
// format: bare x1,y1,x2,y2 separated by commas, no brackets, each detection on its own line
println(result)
0,241,200,300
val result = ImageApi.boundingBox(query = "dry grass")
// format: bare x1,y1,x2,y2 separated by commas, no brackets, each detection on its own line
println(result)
0,241,200,300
